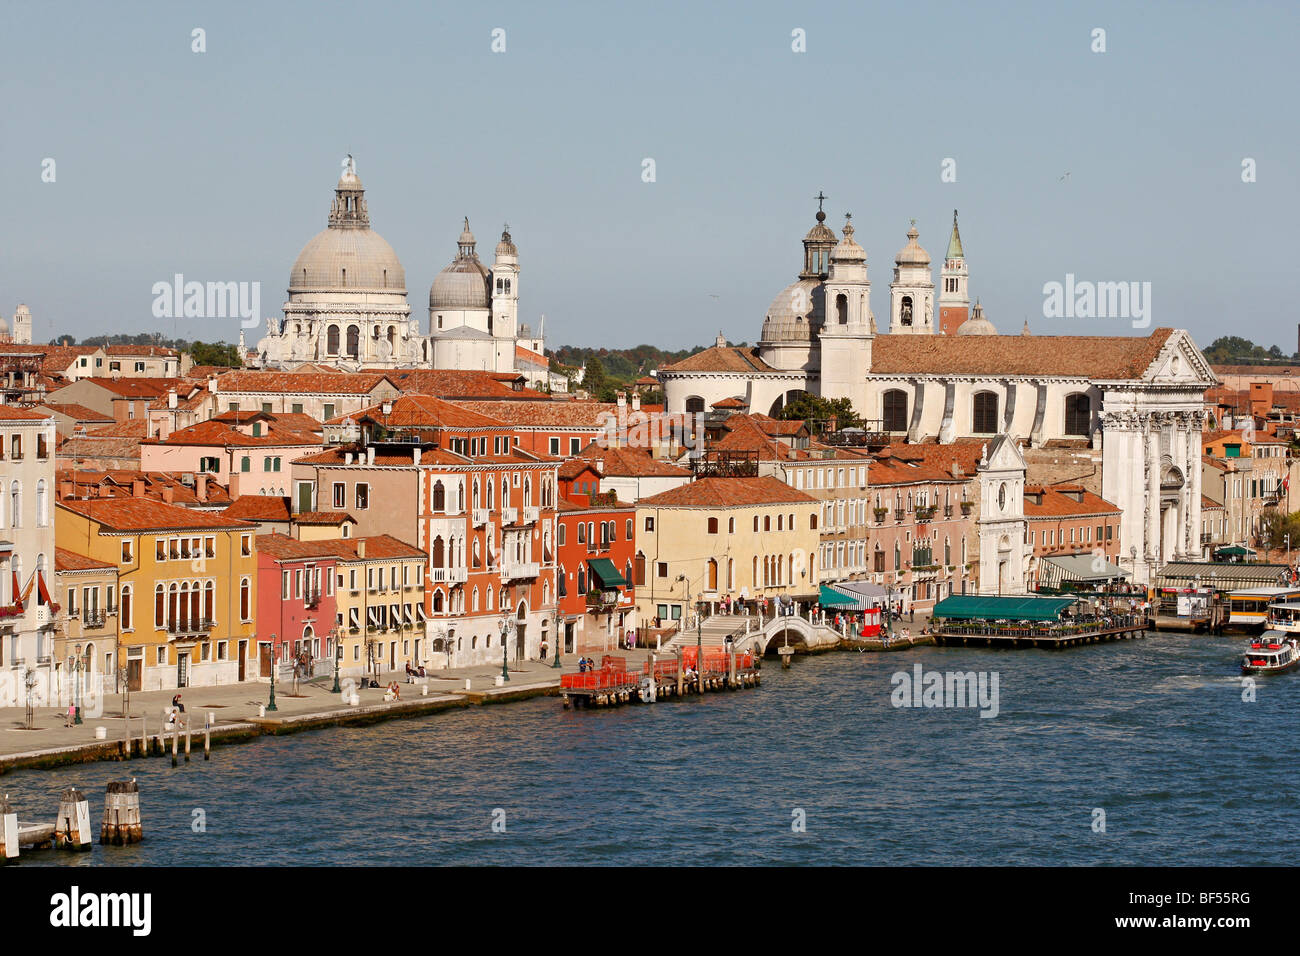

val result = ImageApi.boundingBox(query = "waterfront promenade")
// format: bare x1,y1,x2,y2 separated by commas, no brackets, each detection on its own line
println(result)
0,657,575,771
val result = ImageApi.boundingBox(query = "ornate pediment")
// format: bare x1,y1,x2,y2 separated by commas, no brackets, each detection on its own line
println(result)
1143,329,1218,387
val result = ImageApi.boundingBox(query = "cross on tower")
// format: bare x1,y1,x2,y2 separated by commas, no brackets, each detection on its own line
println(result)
815,191,827,213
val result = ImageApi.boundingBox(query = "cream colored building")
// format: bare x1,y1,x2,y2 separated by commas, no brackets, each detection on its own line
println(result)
634,476,820,628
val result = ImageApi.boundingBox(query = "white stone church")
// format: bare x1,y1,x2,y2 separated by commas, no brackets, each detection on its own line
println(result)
658,201,1217,585
253,159,544,378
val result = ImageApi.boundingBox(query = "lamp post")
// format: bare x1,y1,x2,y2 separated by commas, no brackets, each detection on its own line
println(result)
73,642,83,725
330,628,341,693
267,636,278,711
499,617,513,681
551,611,563,669
695,614,703,693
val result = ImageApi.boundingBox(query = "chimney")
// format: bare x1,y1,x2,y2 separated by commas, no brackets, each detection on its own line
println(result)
208,374,218,393
59,478,73,499
367,446,376,466
631,392,641,412
826,414,837,433
413,447,422,465
617,392,626,410
357,539,366,559
196,473,208,502
345,451,354,465
167,388,178,409
132,478,146,498
162,484,175,504
951,460,962,478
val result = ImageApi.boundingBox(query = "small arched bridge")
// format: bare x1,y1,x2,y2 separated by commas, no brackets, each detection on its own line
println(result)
662,613,842,658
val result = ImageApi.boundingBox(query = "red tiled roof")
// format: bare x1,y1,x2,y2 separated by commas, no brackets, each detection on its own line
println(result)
870,329,1177,378
222,496,292,522
58,496,256,531
255,533,347,561
639,476,815,508
327,394,506,430
104,345,179,357
214,371,395,395
85,421,148,439
1023,485,1120,518
83,377,187,398
0,406,53,421
148,419,321,448
711,396,747,409
454,400,615,429
1201,495,1225,510
576,445,692,477
35,403,113,422
294,510,356,525
366,369,547,400
660,346,778,374
54,547,116,572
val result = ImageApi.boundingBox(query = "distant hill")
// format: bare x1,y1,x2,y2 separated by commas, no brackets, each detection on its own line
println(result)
548,343,735,384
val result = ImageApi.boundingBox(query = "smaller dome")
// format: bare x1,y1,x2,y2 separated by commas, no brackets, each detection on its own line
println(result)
895,224,931,267
430,260,490,310
804,209,837,244
762,278,824,342
459,218,476,247
956,300,997,336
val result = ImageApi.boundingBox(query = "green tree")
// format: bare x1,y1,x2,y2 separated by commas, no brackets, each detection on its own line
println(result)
583,357,617,402
778,394,861,433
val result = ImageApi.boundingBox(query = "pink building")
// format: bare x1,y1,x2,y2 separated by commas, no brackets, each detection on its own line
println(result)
139,414,322,498
254,533,340,666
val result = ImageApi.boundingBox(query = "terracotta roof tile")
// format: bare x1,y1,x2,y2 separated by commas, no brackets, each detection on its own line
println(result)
327,394,506,430
1023,485,1120,518
215,371,395,395
294,510,355,525
660,345,777,374
576,445,692,477
35,403,113,421
222,496,292,522
870,329,1177,378
454,400,616,429
58,496,256,531
0,406,53,421
54,547,116,572
639,476,815,508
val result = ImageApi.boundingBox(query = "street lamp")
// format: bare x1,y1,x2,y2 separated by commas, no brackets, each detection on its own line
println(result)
551,611,563,669
499,617,514,681
267,636,278,711
73,642,83,725
695,614,703,693
330,628,342,693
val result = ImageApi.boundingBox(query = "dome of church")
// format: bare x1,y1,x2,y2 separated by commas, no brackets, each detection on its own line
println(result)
956,300,997,335
495,226,517,258
804,210,837,245
290,228,406,293
430,259,491,310
895,225,930,267
430,219,490,310
761,278,824,341
289,162,406,293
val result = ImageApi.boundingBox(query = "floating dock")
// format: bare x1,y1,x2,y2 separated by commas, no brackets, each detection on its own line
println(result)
932,620,1147,649
560,652,760,708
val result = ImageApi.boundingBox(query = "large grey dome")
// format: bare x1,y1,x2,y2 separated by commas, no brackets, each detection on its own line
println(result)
289,163,406,293
290,228,406,293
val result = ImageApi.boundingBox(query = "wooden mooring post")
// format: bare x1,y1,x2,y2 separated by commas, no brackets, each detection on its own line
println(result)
54,787,92,851
101,779,143,845
184,722,191,763
204,724,211,760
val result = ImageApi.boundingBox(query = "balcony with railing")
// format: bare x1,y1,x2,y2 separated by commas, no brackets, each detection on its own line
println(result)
81,610,107,629
472,508,489,527
167,618,215,639
586,588,622,611
521,505,540,524
500,506,518,525
503,560,540,580
429,567,469,585
303,591,321,609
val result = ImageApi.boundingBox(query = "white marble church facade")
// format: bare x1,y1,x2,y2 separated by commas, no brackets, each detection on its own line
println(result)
658,202,1217,584
253,160,544,374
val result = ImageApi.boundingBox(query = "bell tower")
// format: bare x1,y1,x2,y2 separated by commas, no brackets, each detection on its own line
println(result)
889,222,935,334
938,209,969,335
819,214,874,414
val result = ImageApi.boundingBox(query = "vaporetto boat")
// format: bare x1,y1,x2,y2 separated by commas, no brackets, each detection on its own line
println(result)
1241,630,1300,675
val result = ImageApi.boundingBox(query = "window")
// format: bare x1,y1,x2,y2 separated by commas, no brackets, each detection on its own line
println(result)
240,456,251,472
241,534,252,556
323,403,335,420
356,483,369,509
570,438,581,455
972,392,999,434
10,435,21,460
549,437,560,455
292,403,304,415
331,482,346,509
1064,393,1091,436
121,540,133,563
239,578,251,621
707,517,719,534
727,517,735,534
656,562,668,578
644,516,654,532
282,571,290,600
883,389,909,432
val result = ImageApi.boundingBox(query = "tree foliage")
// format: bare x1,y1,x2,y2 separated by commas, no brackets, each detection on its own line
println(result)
777,394,861,433
1203,336,1294,364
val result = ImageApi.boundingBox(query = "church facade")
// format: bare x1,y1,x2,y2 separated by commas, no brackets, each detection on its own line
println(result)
253,160,544,378
657,203,1217,584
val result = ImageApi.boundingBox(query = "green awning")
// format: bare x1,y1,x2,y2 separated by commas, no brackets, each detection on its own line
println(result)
931,595,1076,622
819,584,860,608
1039,554,1130,588
1214,546,1254,557
587,557,627,589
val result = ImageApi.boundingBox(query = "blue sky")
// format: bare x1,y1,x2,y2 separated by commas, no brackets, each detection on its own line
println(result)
2,0,1296,352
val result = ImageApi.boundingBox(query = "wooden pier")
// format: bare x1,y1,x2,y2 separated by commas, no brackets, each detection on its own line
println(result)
932,621,1147,649
560,652,761,709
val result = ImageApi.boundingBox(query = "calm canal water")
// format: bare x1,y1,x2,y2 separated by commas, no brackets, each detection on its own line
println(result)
8,631,1297,866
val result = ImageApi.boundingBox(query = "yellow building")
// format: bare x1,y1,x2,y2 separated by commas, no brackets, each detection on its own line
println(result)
53,547,120,698
56,496,258,690
635,476,820,627
329,535,427,680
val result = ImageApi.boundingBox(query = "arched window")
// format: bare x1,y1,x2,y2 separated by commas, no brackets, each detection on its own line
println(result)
326,325,340,354
204,581,214,623
346,325,360,358
155,584,164,629
883,389,909,432
121,585,133,630
972,391,999,434
578,567,586,593
685,396,706,414
707,558,718,590
472,587,480,612
9,481,20,528
433,590,444,613
1065,393,1091,436
35,479,47,527
473,478,480,508
240,577,250,620
432,537,445,569
432,481,446,512
836,293,848,324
